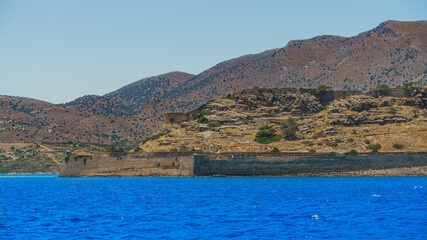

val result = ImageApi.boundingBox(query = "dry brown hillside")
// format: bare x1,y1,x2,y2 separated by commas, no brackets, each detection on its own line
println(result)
0,96,161,145
165,20,427,103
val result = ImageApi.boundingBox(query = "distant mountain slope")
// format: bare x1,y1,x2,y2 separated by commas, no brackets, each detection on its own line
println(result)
64,71,195,118
0,96,161,145
65,95,131,116
165,20,427,103
105,71,195,105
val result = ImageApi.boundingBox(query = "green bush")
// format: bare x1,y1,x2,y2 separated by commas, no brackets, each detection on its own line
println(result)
256,125,277,138
392,143,404,149
328,152,337,156
344,149,359,156
197,117,209,124
141,132,166,145
404,151,418,155
367,144,381,153
254,135,282,144
309,149,316,153
272,147,280,152
245,115,254,120
207,123,219,128
281,118,298,140
200,110,212,116
170,148,178,152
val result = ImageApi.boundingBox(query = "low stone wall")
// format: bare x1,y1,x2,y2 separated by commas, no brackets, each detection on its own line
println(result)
59,152,194,177
193,154,427,176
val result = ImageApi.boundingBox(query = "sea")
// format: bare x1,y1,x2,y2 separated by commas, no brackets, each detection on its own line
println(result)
0,176,425,239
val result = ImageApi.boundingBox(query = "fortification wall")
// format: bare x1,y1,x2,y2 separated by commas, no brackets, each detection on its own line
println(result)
60,152,426,177
193,154,427,176
59,152,194,177
315,90,363,104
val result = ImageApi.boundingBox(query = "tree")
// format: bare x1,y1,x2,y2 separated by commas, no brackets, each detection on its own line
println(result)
281,118,298,140
254,125,282,144
256,125,277,138
367,143,381,153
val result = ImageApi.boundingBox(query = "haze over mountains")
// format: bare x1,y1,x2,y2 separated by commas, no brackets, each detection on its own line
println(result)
1,20,426,145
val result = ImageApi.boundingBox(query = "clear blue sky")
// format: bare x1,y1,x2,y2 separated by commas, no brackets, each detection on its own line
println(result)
1,0,426,103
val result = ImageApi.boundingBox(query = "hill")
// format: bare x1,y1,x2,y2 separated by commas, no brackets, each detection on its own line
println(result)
164,20,426,103
0,95,160,145
1,20,426,146
142,86,427,154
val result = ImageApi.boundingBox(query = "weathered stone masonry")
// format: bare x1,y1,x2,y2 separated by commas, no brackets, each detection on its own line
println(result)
60,152,427,177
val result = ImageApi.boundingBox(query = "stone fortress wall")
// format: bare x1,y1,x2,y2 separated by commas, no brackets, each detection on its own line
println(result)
59,152,427,177
59,152,194,177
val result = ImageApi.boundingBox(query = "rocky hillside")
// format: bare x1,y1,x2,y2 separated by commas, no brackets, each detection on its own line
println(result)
105,71,195,106
141,87,427,154
164,20,426,103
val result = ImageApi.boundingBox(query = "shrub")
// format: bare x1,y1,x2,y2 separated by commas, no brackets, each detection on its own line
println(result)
309,149,316,153
256,125,277,138
179,148,188,152
344,149,359,156
281,118,298,140
367,144,382,153
200,110,212,116
207,123,219,128
170,148,178,152
245,115,254,120
254,126,282,144
404,151,418,155
254,135,282,144
272,147,280,152
328,152,337,156
197,117,209,124
141,132,166,145
392,143,404,149
315,85,332,94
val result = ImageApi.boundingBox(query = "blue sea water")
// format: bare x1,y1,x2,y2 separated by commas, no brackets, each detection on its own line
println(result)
0,176,425,239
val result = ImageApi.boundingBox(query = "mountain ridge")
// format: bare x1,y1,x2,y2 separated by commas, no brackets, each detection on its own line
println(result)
1,20,426,145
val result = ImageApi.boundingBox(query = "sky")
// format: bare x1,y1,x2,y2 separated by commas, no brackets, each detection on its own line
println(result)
0,0,426,104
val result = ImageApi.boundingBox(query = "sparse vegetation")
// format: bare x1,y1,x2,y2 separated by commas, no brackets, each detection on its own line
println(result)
344,150,359,156
142,132,166,145
309,149,316,153
328,152,337,156
404,151,418,155
200,110,212,116
197,117,209,124
272,147,280,152
207,123,220,128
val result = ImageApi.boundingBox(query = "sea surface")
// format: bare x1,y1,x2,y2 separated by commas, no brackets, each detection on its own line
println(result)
0,176,425,239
